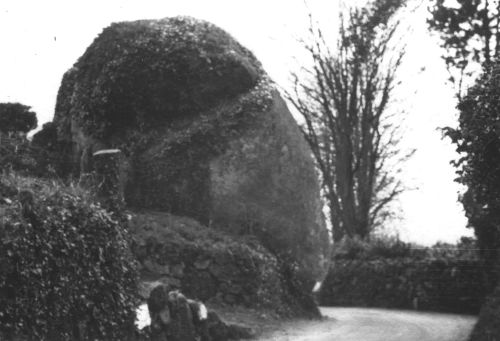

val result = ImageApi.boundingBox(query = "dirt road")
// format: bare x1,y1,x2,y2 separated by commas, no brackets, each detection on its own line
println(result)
258,307,477,341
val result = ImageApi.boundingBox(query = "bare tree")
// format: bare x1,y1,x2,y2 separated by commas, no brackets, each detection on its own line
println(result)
286,0,413,241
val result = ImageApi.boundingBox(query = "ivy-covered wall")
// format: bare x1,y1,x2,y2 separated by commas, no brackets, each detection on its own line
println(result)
320,258,488,315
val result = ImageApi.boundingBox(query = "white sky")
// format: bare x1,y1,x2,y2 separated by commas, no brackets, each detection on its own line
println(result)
0,0,473,245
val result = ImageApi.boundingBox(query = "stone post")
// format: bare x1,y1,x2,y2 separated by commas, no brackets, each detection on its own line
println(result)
92,149,124,212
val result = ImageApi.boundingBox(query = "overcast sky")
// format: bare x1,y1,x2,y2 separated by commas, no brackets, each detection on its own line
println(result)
0,0,473,245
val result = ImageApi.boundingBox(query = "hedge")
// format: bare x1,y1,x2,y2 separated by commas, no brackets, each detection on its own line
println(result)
0,174,140,340
320,257,489,314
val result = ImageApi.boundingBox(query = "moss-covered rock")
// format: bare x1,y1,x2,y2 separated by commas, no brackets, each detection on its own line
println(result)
54,16,261,142
53,16,331,314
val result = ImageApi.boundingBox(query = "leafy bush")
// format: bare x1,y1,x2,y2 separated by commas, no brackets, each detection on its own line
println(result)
446,63,500,283
0,103,37,135
332,235,479,261
321,236,486,314
446,57,500,341
0,135,37,174
31,122,73,178
0,174,139,340
469,283,500,340
332,236,426,260
320,257,488,314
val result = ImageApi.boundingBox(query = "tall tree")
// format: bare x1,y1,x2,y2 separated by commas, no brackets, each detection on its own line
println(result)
286,0,411,241
428,0,500,97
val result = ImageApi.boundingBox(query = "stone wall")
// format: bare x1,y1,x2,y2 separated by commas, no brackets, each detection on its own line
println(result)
321,258,488,314
129,211,288,313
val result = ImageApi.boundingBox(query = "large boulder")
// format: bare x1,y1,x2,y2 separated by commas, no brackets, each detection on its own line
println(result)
52,16,331,308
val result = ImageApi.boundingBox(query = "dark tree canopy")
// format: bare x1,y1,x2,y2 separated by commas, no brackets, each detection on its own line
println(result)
428,0,500,97
286,0,410,241
0,103,37,135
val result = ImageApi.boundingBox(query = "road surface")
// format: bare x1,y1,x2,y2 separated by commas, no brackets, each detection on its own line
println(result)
258,307,477,341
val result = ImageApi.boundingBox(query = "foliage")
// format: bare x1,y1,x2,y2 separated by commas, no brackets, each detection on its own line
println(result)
0,103,38,173
1,122,70,178
320,257,488,314
286,0,411,241
469,283,500,341
0,135,36,174
55,16,262,140
0,103,37,135
428,0,500,97
129,211,285,312
332,235,480,261
332,236,422,260
0,174,139,340
444,63,500,287
321,236,487,314
30,122,79,178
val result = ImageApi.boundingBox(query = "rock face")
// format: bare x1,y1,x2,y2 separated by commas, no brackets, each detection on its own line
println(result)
53,16,331,310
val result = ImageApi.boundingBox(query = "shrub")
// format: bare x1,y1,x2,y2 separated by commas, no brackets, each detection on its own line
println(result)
0,174,139,340
469,283,500,340
331,236,426,261
321,236,487,314
0,135,37,174
0,103,37,135
446,63,500,283
320,257,488,314
31,122,73,178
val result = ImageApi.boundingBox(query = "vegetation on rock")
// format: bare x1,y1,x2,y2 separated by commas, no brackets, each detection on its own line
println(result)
52,15,331,317
54,16,263,141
